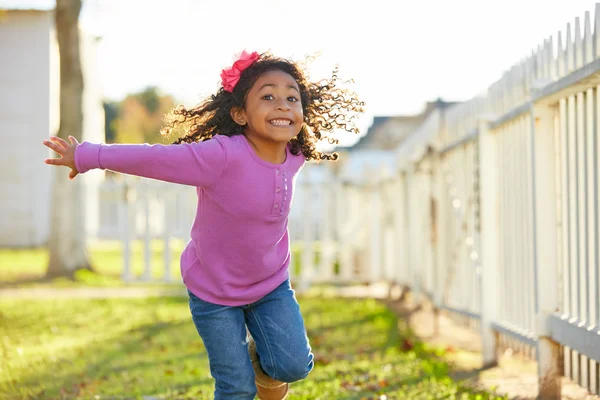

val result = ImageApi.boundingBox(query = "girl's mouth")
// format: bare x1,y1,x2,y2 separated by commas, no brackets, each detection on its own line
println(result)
269,119,292,126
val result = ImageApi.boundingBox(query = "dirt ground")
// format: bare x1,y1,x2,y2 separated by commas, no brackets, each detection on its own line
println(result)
311,282,599,400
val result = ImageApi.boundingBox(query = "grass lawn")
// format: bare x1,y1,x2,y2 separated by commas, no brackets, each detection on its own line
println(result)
0,241,318,288
0,240,187,287
0,295,506,400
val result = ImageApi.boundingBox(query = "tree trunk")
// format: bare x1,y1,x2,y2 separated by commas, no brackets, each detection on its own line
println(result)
46,0,92,278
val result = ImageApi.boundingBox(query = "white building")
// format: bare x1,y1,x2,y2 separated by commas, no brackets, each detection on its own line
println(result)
0,4,105,247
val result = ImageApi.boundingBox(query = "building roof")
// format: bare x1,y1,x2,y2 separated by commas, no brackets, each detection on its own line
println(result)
349,114,424,151
331,149,397,185
348,98,458,152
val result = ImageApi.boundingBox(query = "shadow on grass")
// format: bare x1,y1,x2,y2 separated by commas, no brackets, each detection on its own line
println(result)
450,363,499,382
0,275,52,289
4,297,214,400
0,270,125,289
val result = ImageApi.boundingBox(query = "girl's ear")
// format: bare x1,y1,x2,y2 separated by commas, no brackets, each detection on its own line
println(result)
230,107,247,126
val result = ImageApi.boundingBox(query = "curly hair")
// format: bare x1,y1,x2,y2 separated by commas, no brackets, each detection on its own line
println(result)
160,52,364,161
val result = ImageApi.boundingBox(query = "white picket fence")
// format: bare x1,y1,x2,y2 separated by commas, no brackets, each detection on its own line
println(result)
385,4,600,397
96,177,197,281
90,4,600,398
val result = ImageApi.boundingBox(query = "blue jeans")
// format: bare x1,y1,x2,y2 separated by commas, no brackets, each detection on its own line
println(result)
188,279,314,399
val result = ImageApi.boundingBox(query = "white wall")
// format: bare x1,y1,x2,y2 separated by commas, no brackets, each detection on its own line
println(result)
0,10,53,246
0,10,104,247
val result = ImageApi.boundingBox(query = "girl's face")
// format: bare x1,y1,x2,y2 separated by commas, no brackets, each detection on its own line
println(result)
236,70,303,144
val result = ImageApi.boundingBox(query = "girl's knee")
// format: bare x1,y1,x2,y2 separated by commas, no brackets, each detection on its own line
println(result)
268,351,314,383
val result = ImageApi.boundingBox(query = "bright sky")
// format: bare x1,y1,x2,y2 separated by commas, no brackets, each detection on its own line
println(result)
5,0,600,139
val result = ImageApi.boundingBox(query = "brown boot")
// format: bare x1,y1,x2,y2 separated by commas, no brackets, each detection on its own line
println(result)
256,383,289,400
248,337,289,400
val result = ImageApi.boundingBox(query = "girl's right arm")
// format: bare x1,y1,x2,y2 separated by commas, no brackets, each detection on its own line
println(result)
43,135,226,187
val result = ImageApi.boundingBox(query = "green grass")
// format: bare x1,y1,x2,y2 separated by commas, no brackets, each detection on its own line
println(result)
0,295,505,400
0,241,332,288
0,240,186,287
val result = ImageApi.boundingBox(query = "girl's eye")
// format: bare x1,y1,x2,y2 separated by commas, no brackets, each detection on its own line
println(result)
261,95,298,102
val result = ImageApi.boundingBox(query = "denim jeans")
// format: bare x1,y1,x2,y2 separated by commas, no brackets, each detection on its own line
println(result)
188,279,314,399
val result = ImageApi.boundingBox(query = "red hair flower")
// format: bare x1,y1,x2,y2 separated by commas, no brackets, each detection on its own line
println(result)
220,50,260,92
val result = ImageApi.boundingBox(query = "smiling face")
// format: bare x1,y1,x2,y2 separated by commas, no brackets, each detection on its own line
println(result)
233,69,304,144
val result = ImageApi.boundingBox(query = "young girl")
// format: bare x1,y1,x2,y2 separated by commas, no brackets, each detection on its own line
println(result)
43,51,363,400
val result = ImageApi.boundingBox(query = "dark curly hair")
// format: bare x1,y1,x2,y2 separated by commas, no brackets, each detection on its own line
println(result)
160,52,364,161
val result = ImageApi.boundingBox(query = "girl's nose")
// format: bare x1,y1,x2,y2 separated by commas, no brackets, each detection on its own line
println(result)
276,101,291,111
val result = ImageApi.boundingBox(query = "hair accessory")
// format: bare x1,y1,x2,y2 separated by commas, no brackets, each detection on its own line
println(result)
220,50,260,92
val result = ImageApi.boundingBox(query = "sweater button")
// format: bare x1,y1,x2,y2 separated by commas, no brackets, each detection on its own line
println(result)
274,204,279,210
276,188,281,193
276,170,281,175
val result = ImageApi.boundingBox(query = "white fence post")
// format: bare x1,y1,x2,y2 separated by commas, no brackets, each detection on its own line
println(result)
121,181,132,283
142,181,152,281
532,103,561,398
418,158,432,296
382,180,396,283
433,154,445,308
334,179,347,281
393,174,407,287
319,182,334,282
369,169,382,282
163,186,172,282
478,118,500,367
299,169,314,292
407,167,420,301
337,183,354,281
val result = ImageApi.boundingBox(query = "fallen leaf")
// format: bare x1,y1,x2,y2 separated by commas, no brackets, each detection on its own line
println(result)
401,338,414,351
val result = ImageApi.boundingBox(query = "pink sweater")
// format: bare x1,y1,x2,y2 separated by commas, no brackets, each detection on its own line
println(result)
75,134,305,305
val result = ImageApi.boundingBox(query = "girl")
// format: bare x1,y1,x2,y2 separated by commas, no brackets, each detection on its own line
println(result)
43,51,363,400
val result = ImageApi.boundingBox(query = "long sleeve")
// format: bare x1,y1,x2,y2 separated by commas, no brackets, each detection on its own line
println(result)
74,136,227,187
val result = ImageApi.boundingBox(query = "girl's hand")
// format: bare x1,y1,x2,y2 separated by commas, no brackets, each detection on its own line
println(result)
43,136,80,180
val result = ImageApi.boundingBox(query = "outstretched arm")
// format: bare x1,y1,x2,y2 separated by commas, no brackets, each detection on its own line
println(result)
44,136,80,179
43,135,227,187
